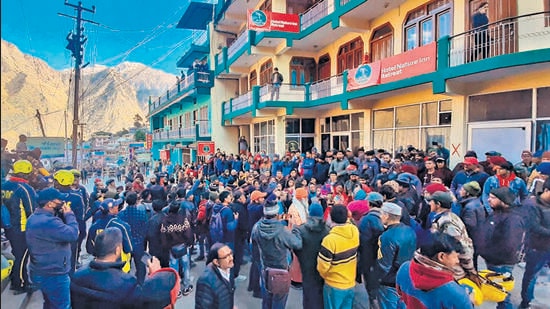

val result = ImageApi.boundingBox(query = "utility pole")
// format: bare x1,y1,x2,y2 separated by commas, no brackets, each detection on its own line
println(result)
35,109,46,137
59,1,98,168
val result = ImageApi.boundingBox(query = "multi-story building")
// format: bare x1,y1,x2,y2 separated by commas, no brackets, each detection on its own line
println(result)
151,0,550,166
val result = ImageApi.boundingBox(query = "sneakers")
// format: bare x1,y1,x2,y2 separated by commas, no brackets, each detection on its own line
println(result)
235,275,247,282
182,285,194,296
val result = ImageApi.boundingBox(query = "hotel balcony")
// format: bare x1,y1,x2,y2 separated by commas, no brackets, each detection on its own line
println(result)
222,12,550,123
152,122,212,142
176,30,210,69
215,0,261,33
176,0,216,30
148,70,214,116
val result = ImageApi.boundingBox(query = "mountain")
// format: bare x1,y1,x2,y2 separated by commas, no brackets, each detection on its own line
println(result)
0,39,176,147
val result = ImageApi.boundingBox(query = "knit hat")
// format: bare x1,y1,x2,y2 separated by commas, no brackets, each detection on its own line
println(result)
384,180,400,193
309,203,324,218
424,183,447,195
462,181,481,197
488,156,507,166
251,190,267,202
490,187,516,206
485,151,502,156
426,191,454,208
464,150,478,158
381,202,402,216
263,200,279,216
354,189,367,200
463,157,479,165
367,192,384,203
537,162,550,175
330,205,348,224
295,188,308,200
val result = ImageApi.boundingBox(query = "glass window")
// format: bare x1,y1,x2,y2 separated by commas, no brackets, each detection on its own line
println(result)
373,109,394,129
351,112,364,131
421,19,433,46
396,105,420,127
440,99,452,112
406,26,417,51
332,115,350,132
395,129,419,151
301,137,315,153
437,11,451,39
422,102,438,126
373,130,394,153
421,127,451,153
286,119,300,134
302,118,315,133
351,131,364,151
469,90,532,122
538,87,550,117
535,120,550,151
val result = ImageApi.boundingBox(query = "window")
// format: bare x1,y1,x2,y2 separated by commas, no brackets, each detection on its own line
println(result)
285,118,316,152
259,60,273,86
337,37,364,74
537,87,550,117
254,120,275,154
373,101,452,153
199,106,210,136
403,0,452,51
320,113,364,152
370,24,394,62
249,70,257,90
259,0,272,11
318,54,331,80
290,57,316,85
469,90,532,122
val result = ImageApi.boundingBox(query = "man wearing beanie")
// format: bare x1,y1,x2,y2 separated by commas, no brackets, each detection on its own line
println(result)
477,187,527,309
251,200,302,308
293,203,330,309
347,189,370,223
26,187,78,308
318,205,359,309
374,202,416,309
520,178,550,308
481,159,528,214
450,156,489,202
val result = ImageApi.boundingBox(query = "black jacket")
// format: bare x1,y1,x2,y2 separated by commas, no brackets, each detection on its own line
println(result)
71,260,176,309
293,217,329,284
195,263,235,309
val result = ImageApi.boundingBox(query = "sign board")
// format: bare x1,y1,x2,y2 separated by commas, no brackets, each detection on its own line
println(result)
197,141,215,156
136,152,151,163
146,134,152,150
247,10,299,33
26,137,65,158
160,149,170,161
347,62,381,91
128,143,145,148
380,42,436,83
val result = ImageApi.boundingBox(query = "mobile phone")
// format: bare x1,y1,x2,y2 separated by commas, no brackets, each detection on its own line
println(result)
141,252,152,265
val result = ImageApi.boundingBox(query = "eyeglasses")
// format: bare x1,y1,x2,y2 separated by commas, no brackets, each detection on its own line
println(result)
218,251,233,260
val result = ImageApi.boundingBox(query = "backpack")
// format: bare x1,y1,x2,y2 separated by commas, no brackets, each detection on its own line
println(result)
209,206,228,244
160,211,193,249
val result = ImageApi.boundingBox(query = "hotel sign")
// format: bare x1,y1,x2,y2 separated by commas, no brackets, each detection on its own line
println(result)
247,10,300,33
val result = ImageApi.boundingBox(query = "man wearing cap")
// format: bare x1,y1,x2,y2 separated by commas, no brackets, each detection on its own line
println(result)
195,243,236,309
481,151,502,176
72,227,179,309
457,181,485,270
450,156,489,200
477,187,527,309
520,178,550,308
54,169,87,273
252,200,302,308
373,202,416,309
26,187,78,308
395,173,422,218
2,159,38,294
427,191,477,282
481,160,528,213
247,190,267,297
435,156,454,188
86,198,133,273
292,203,329,309
358,193,385,308
515,150,536,182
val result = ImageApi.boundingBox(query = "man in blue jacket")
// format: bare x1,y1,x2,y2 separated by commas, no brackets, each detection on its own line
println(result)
26,187,79,309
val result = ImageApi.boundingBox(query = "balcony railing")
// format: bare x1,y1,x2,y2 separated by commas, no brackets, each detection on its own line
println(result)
232,91,253,112
259,84,306,103
152,126,197,141
198,122,211,137
310,74,344,100
228,30,249,60
301,0,333,31
181,127,195,138
449,11,550,66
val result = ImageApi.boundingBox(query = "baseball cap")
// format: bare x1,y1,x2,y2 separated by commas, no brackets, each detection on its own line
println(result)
100,198,123,211
426,191,454,207
37,188,69,206
463,157,479,165
251,190,267,201
367,192,384,203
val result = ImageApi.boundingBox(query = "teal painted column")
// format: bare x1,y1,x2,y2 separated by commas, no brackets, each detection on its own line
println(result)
223,47,228,73
305,82,311,102
434,36,450,94
252,86,260,118
341,70,349,110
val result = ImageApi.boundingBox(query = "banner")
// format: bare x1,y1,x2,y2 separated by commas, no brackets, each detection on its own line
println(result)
26,137,65,158
146,134,152,150
247,10,299,33
380,42,437,83
160,149,170,161
347,62,381,91
197,141,215,156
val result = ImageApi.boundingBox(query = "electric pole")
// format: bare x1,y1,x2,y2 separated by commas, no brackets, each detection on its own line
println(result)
35,109,46,137
59,1,98,168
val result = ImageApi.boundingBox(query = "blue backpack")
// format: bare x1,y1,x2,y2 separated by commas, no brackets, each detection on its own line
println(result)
209,206,227,244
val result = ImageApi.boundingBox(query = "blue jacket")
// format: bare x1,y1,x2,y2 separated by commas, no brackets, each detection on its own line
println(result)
87,214,133,255
359,209,385,274
451,171,489,198
26,208,79,276
118,205,149,250
195,263,235,309
523,196,550,251
271,160,284,176
59,187,86,222
376,223,416,286
481,175,528,212
212,204,238,245
1,178,37,233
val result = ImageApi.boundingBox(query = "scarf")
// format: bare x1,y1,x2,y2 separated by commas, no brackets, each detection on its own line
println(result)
497,172,516,188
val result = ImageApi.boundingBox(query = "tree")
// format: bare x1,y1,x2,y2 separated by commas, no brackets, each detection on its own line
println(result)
134,129,146,142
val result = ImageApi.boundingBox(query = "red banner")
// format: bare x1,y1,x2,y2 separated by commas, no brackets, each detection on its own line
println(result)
247,10,299,33
347,61,381,91
380,42,437,83
146,134,152,150
197,142,215,156
160,149,170,161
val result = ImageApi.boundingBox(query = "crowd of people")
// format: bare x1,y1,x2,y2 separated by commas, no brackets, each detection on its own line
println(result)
2,135,550,309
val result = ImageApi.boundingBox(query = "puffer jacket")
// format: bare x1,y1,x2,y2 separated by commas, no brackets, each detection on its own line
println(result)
523,196,550,251
294,217,329,285
458,196,486,241
195,263,235,309
251,218,302,270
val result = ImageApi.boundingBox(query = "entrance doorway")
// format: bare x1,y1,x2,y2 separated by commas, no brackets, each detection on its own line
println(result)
468,121,531,161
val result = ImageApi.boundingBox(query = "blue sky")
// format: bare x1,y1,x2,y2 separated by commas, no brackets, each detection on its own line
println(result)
1,0,199,75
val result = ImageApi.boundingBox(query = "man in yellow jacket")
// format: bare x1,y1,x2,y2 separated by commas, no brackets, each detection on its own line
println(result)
317,205,359,309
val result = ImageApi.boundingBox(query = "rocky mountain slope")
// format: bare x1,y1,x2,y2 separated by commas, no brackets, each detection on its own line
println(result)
1,39,176,146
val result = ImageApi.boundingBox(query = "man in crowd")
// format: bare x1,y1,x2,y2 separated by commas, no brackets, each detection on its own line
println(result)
2,159,37,294
26,187,79,309
195,243,236,309
451,157,489,199
317,205,359,309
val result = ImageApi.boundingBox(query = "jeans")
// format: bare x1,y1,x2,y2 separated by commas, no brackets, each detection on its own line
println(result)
132,246,146,284
486,264,514,309
378,285,399,309
31,273,71,309
521,248,550,307
260,271,289,309
323,284,354,309
169,250,191,289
